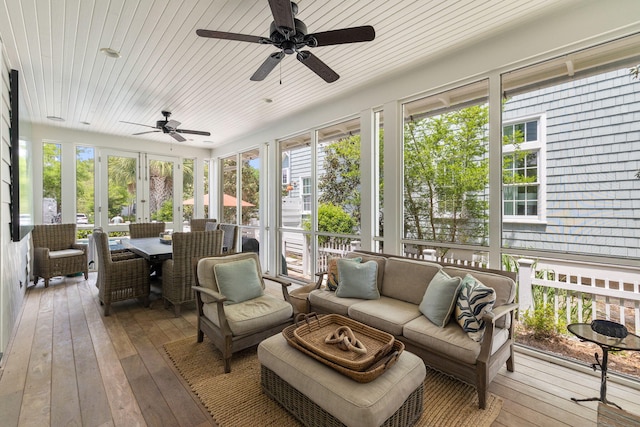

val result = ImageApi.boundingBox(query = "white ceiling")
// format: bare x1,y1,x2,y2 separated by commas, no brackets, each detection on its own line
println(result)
1,0,579,148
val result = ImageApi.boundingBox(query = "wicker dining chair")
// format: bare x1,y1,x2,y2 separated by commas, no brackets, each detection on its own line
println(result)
129,222,165,238
217,223,239,254
189,218,217,232
93,230,150,316
32,223,89,287
162,230,224,316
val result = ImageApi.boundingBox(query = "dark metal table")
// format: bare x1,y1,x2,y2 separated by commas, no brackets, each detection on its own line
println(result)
567,322,640,409
123,237,173,262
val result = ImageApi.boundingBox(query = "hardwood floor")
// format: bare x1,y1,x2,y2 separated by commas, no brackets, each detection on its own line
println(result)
1,273,639,427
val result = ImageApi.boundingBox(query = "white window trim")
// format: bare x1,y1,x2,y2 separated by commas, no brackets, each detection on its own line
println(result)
502,114,547,224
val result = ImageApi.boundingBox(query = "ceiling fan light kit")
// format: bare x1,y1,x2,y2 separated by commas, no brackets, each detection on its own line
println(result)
196,0,375,83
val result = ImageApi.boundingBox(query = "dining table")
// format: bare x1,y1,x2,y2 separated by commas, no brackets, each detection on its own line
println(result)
122,237,173,262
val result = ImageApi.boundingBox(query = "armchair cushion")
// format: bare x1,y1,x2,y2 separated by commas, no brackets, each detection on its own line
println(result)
202,294,293,336
49,249,85,259
213,258,264,304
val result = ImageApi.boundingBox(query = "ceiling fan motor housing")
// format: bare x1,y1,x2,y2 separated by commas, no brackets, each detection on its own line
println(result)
270,19,309,54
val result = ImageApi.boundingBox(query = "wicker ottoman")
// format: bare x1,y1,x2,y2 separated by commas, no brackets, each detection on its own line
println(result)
257,334,426,427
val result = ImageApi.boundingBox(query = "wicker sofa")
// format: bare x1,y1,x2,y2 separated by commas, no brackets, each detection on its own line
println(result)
308,251,518,409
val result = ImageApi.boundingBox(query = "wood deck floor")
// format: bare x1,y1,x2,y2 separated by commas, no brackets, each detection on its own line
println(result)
1,274,639,427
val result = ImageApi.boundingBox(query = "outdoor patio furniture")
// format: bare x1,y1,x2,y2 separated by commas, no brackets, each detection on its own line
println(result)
129,222,165,238
217,223,239,253
32,223,89,287
189,218,217,232
93,229,150,316
193,252,294,372
162,230,224,316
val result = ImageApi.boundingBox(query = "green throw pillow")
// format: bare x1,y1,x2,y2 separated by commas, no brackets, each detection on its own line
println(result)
327,257,362,291
213,258,264,305
335,259,379,300
454,274,496,341
419,270,463,327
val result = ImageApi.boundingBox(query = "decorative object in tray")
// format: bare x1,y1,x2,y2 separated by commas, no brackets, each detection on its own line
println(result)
590,319,628,338
159,231,173,244
284,313,402,382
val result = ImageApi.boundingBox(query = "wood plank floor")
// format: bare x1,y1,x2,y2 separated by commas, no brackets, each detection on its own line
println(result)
1,273,639,427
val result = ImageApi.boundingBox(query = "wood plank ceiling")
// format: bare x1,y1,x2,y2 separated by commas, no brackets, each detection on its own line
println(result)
0,0,578,148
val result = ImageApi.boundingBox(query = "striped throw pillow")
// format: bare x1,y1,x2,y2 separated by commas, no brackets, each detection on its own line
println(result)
455,274,496,342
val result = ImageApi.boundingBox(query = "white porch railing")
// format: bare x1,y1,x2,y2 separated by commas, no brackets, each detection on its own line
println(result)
517,258,640,334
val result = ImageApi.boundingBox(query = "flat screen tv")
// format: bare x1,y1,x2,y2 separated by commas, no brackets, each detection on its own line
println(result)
10,69,34,242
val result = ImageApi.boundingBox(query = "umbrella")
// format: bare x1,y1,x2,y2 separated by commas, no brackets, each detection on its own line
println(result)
182,193,254,207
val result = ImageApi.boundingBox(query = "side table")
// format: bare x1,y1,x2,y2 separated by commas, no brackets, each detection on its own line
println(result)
567,322,640,409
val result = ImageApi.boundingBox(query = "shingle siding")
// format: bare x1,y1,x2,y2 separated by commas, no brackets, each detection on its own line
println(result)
503,68,640,258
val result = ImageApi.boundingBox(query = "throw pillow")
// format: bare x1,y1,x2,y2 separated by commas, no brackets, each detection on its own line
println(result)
419,270,463,327
335,259,379,299
213,258,264,305
455,274,496,342
326,256,361,291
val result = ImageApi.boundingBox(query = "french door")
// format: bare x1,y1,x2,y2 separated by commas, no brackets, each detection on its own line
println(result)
99,151,182,233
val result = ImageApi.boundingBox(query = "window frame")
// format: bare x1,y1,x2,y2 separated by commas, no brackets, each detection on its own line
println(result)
502,114,547,224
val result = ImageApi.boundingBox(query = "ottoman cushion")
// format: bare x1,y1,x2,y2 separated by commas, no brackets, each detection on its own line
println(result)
258,333,426,427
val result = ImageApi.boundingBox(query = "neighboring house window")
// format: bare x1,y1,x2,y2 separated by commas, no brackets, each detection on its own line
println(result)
502,116,546,222
301,177,312,212
282,152,290,185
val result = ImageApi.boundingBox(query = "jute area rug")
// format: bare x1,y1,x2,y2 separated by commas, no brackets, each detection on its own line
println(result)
164,336,503,427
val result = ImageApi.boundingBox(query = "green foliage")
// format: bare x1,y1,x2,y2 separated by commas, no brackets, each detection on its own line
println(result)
403,105,489,245
525,284,593,338
318,135,362,224
222,159,260,224
303,203,356,245
522,303,559,339
152,199,173,221
43,143,62,212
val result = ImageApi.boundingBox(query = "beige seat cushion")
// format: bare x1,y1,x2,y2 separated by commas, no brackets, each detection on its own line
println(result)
203,294,292,336
49,249,85,258
308,289,366,315
348,297,422,336
402,315,509,365
258,333,426,427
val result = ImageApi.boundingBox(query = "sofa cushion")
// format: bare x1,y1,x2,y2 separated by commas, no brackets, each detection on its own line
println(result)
419,270,462,327
381,258,441,304
202,294,292,336
308,289,366,316
348,297,421,336
213,258,264,304
327,257,361,291
443,266,516,329
403,315,509,365
454,274,496,342
335,260,380,300
347,252,387,291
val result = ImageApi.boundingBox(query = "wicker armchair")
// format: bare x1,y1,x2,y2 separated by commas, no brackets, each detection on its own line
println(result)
218,223,239,253
93,230,151,316
32,224,89,287
162,230,224,316
129,222,165,238
189,218,217,232
193,252,294,372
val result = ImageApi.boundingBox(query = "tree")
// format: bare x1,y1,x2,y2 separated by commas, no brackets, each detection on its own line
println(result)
318,134,362,225
403,105,489,246
303,203,356,244
42,143,62,213
222,159,260,224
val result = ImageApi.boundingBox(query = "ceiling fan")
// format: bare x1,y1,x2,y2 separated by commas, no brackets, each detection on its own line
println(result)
196,0,375,83
120,111,211,142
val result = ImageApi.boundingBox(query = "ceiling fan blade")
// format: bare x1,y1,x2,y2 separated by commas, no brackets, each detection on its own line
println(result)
196,29,264,44
309,26,376,46
250,52,285,81
165,119,181,131
132,130,161,136
297,51,339,83
268,0,296,36
176,128,211,136
169,132,187,142
120,120,157,129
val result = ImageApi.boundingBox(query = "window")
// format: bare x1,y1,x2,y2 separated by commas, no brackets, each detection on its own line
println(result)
281,152,290,185
502,117,545,221
301,177,311,212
